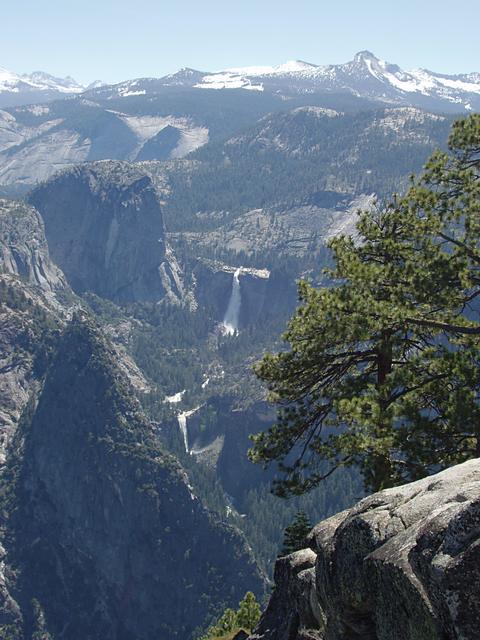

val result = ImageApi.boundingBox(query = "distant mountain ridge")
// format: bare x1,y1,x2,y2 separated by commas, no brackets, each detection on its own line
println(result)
2,52,479,111
86,51,480,113
0,66,99,107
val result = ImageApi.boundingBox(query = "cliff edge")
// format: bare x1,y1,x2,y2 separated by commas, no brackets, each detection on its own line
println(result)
251,458,480,640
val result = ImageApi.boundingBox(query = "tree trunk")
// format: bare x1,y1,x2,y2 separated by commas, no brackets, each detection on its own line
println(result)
370,332,394,491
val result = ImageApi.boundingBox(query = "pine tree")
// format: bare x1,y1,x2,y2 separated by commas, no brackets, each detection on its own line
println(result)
204,608,238,638
236,592,261,632
249,114,480,495
199,592,262,639
279,510,312,556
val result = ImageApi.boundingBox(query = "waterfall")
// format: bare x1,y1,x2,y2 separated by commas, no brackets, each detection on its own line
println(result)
177,412,189,453
177,406,200,454
222,268,242,335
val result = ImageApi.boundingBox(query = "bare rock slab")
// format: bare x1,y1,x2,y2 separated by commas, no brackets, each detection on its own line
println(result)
251,459,480,640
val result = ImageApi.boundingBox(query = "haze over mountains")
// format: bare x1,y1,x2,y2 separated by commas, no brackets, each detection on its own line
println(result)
0,66,103,107
0,50,472,197
2,51,479,110
0,45,479,639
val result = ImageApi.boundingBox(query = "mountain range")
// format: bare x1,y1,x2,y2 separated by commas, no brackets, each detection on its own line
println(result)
2,51,479,112
0,66,103,107
0,48,479,638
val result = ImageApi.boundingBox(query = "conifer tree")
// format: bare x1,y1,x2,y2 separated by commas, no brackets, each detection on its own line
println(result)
249,114,480,495
236,592,261,632
209,609,238,637
279,510,312,556
199,592,262,639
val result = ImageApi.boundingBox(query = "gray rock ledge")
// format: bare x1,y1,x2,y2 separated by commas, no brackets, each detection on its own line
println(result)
250,458,480,640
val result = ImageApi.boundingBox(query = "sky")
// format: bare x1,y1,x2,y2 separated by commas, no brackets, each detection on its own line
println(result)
1,0,479,85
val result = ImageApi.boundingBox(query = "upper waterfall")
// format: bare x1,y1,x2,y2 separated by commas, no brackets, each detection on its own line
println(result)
222,268,242,335
177,411,189,453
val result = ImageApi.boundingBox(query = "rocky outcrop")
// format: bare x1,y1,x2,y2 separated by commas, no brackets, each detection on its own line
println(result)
0,273,63,469
0,315,265,639
251,459,480,640
0,199,67,292
183,396,276,499
0,197,68,466
28,162,185,304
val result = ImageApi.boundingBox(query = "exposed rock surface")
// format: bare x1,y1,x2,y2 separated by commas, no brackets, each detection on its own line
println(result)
0,103,209,189
0,313,265,639
0,200,69,468
251,459,480,640
183,395,276,499
193,259,294,329
0,199,67,293
29,161,185,304
0,273,62,469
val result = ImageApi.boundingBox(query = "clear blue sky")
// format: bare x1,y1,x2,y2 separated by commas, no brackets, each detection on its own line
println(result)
2,0,479,84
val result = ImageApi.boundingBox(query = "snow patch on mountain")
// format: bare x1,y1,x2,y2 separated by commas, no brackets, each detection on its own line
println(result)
226,60,317,76
0,66,84,95
189,52,480,110
23,105,51,116
120,89,146,97
195,73,264,91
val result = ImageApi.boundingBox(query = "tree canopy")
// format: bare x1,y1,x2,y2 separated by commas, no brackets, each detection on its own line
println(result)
279,510,312,556
249,114,480,495
199,592,261,639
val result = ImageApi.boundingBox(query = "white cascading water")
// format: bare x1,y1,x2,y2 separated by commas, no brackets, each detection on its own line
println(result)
176,407,200,454
177,412,189,453
222,268,242,335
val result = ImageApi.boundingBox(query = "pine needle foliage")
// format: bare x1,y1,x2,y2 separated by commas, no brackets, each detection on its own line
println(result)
249,114,480,495
279,510,312,556
199,592,261,640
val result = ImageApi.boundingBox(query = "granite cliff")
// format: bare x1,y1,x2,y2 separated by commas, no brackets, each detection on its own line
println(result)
250,459,480,640
0,199,69,468
193,259,296,330
0,221,265,640
0,311,265,639
0,199,67,294
28,162,186,305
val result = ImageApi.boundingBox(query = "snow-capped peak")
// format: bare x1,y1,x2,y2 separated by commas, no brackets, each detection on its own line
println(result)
187,52,480,111
23,71,84,91
354,50,378,62
0,67,20,84
0,65,85,106
3,53,479,113
277,60,318,73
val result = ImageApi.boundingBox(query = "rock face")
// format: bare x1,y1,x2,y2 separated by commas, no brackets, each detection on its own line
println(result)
0,273,62,470
0,315,265,639
28,162,184,304
0,198,67,292
0,215,265,638
0,198,68,467
251,459,480,640
184,396,276,500
193,259,294,329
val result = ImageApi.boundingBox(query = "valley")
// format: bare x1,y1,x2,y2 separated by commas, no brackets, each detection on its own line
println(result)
0,47,478,639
